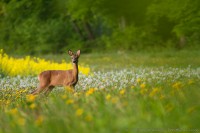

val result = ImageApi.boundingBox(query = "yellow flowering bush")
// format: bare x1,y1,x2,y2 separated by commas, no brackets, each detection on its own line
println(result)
0,49,90,76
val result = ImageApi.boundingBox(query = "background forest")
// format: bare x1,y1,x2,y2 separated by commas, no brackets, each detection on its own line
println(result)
0,0,200,54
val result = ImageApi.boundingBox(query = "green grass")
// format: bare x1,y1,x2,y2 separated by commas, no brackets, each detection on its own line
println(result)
40,49,200,71
0,50,200,133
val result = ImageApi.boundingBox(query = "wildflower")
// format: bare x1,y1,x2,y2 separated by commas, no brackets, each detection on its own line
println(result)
165,104,174,112
131,85,135,89
140,83,146,89
172,81,182,90
136,78,142,83
29,103,36,109
17,117,26,126
119,89,125,95
75,108,84,116
187,106,196,114
0,51,90,76
111,97,119,104
106,94,111,101
35,115,44,126
86,88,95,96
122,101,128,107
65,87,74,93
140,88,147,95
26,94,37,103
149,88,160,98
61,94,67,100
85,114,93,122
159,94,165,100
188,79,194,85
5,100,10,105
66,99,74,104
8,108,18,115
73,92,80,97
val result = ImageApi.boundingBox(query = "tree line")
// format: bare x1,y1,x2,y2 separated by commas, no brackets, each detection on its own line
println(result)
0,0,199,54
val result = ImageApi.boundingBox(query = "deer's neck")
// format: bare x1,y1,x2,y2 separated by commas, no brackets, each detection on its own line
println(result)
72,62,78,79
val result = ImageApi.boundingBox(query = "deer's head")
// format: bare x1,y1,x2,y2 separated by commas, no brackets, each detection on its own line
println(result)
68,50,81,63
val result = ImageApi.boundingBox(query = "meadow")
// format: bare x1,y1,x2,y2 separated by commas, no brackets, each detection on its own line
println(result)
0,50,200,133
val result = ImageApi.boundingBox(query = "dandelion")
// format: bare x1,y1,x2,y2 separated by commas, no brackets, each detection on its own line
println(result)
188,79,194,85
86,88,95,96
140,88,147,95
66,99,74,104
149,88,160,98
17,117,26,126
73,92,80,97
29,103,37,109
8,108,18,115
85,114,93,122
140,83,146,89
111,97,119,104
75,108,84,116
187,106,196,114
65,87,74,93
35,115,44,126
131,85,135,89
26,94,37,103
165,104,174,112
159,94,165,100
172,81,182,90
106,94,111,101
119,89,125,95
136,78,142,83
61,94,67,100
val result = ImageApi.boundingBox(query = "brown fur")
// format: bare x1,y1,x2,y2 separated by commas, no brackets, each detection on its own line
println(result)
31,50,80,95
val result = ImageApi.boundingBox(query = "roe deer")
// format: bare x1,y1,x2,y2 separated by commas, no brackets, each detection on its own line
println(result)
31,50,80,95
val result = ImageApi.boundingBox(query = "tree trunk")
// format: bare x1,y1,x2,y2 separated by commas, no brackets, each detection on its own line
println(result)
72,20,86,41
83,21,95,40
177,36,186,49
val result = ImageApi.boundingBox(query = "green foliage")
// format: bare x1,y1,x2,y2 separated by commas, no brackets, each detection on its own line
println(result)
0,0,200,55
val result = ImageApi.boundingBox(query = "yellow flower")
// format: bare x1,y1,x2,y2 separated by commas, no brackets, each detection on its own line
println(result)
140,88,147,95
165,104,174,112
8,108,18,115
0,51,90,76
26,94,37,103
111,97,119,104
65,87,74,93
86,88,95,96
140,83,146,89
29,103,37,109
149,88,160,97
188,79,194,85
159,94,165,100
172,81,182,90
119,89,125,95
35,115,44,126
106,94,111,101
17,117,26,126
85,114,93,122
136,78,142,83
66,99,74,104
131,85,135,89
61,94,67,100
75,108,84,116
73,92,80,97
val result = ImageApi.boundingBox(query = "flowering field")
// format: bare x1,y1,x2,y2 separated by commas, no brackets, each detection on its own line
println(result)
0,51,200,133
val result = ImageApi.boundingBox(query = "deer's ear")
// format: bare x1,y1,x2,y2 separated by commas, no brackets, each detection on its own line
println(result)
77,50,81,57
68,50,73,56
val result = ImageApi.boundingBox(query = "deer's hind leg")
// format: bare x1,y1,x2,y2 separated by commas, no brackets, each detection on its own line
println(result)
31,81,49,95
44,86,54,96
